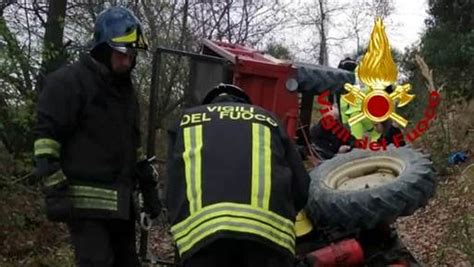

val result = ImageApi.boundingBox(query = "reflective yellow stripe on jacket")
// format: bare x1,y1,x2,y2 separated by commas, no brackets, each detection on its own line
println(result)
183,125,203,214
171,202,295,256
69,185,118,211
43,170,66,187
176,122,295,257
251,123,272,209
34,138,61,158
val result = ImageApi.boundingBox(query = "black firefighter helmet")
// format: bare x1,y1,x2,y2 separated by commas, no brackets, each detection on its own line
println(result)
337,57,357,72
201,83,252,105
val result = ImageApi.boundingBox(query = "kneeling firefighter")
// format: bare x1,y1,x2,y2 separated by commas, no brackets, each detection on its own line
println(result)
166,84,311,267
33,6,160,266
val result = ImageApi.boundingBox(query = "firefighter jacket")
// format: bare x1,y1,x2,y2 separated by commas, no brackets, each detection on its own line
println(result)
34,55,140,220
166,102,310,261
339,90,380,141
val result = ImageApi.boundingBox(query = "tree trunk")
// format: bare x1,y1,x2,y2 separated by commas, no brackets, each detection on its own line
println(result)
36,0,67,93
318,0,328,66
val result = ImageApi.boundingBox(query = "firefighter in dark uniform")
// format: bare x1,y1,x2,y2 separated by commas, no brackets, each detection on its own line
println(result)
166,84,310,267
310,98,356,160
375,120,406,146
33,7,159,266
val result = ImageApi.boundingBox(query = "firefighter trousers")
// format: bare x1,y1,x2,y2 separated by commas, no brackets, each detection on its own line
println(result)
67,215,140,267
183,239,294,267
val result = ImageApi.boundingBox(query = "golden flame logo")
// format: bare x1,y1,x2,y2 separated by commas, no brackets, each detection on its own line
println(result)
358,17,398,90
342,17,415,128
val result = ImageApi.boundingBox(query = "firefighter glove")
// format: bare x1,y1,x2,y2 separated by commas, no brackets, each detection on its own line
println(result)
135,159,161,219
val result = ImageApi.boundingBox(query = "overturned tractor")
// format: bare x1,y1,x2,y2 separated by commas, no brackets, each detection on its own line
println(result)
144,39,435,267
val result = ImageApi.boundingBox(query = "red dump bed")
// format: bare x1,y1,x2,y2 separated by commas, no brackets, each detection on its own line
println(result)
202,39,299,139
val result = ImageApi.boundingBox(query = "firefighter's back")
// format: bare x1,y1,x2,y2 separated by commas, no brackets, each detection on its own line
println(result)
166,84,310,267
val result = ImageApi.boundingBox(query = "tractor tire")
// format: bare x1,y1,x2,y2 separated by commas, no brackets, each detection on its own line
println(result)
307,146,436,231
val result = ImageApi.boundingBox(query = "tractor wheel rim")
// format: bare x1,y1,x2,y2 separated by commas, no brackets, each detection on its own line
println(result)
324,156,405,191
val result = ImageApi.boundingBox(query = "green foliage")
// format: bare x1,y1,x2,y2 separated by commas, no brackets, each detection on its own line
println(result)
397,0,473,174
0,95,36,161
265,43,292,60
0,10,37,161
398,47,430,121
419,0,474,99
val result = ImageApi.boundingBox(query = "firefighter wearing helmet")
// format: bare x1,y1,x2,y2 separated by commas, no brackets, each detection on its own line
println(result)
166,84,310,267
338,57,381,141
33,6,159,266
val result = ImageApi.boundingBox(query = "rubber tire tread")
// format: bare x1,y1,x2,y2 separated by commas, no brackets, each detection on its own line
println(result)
307,146,436,231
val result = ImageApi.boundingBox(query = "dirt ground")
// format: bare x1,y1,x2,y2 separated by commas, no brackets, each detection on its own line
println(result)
396,162,474,266
149,164,474,267
1,164,472,266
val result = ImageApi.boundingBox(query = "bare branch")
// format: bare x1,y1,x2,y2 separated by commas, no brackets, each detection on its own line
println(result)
415,54,437,92
208,1,232,40
32,0,47,26
0,0,15,15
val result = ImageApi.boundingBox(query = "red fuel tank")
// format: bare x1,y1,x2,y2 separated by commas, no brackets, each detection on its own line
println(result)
307,239,364,267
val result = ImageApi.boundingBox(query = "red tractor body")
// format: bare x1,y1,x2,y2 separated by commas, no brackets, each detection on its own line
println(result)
201,39,299,139
197,39,354,144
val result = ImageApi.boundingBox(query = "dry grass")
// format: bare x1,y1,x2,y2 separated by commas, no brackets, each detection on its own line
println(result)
396,161,474,266
396,99,474,266
0,185,73,266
